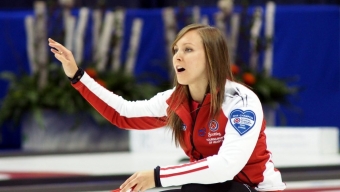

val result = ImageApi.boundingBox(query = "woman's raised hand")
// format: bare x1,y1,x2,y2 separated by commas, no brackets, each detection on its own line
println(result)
48,38,79,78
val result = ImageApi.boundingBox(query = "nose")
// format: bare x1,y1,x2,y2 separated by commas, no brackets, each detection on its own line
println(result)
173,51,182,62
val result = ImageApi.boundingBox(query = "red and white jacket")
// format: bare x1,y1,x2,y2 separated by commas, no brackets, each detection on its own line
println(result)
72,73,286,191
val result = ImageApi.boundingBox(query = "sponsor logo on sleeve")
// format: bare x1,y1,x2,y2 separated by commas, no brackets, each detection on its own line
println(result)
230,109,256,136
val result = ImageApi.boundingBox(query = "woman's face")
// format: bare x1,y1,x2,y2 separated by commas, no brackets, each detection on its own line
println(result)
173,30,208,88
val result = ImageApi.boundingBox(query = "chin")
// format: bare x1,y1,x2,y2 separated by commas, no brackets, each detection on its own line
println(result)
176,74,194,85
176,78,188,85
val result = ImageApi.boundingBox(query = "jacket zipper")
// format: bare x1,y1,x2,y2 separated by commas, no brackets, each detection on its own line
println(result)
190,94,207,160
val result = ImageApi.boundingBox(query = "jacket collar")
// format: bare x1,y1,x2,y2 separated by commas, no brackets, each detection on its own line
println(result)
166,85,211,124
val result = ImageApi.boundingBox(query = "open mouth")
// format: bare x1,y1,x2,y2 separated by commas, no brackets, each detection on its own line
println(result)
176,66,185,72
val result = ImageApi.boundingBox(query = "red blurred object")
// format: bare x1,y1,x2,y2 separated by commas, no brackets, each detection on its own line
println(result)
111,184,136,192
96,79,107,88
231,64,240,75
242,72,256,85
85,68,97,78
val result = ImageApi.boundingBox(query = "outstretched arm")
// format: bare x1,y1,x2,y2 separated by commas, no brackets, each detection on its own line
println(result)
48,38,171,130
48,38,78,78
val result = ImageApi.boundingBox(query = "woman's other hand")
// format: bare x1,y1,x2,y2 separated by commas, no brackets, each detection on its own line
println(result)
48,38,78,78
120,170,155,192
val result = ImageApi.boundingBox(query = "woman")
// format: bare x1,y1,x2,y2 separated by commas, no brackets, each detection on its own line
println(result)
48,24,286,192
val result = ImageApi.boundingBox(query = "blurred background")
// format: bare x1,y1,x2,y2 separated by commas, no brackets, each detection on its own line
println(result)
0,0,339,9
0,0,339,152
0,0,339,191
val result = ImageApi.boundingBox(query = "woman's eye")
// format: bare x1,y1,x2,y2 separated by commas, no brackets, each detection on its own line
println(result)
173,48,178,53
185,48,193,52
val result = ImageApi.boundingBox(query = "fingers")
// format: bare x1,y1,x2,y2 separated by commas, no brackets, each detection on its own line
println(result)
132,184,146,192
48,38,67,55
120,174,137,192
54,51,69,63
48,38,79,78
120,170,155,192
48,38,56,43
120,184,137,192
50,48,60,55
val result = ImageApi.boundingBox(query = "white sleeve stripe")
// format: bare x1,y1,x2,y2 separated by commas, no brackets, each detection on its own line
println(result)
160,159,208,175
161,159,207,170
160,165,209,178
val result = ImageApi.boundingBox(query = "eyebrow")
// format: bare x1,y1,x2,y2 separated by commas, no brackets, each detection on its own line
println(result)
174,42,195,47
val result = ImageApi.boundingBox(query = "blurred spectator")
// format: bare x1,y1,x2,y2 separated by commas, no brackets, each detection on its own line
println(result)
0,0,338,9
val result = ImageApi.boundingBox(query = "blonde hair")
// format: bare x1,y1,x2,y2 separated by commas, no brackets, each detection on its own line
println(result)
166,23,233,146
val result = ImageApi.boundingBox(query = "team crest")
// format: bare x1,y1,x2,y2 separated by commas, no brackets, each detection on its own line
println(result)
208,119,219,132
230,109,256,136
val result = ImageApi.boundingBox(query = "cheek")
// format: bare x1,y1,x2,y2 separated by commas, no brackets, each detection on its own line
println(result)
196,55,207,70
191,53,206,64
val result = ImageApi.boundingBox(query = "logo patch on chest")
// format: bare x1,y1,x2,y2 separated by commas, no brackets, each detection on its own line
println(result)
208,119,219,132
230,109,256,136
198,127,206,137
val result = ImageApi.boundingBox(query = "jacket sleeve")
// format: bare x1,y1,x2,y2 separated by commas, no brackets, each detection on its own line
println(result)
72,72,172,129
158,84,263,187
